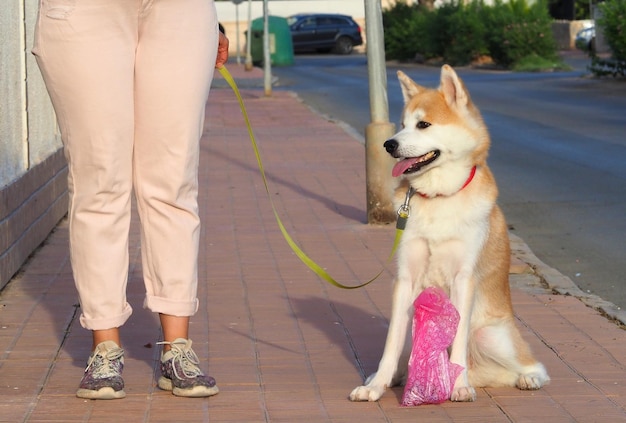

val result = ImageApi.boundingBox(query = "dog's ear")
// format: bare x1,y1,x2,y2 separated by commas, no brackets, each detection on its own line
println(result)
440,65,470,109
397,70,422,104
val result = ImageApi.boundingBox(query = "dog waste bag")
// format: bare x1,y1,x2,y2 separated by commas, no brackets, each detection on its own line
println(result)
402,286,464,406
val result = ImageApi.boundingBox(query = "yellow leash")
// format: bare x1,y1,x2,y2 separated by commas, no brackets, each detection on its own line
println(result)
217,66,408,289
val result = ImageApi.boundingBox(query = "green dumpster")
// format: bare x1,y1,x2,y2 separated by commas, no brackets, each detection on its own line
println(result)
249,16,294,66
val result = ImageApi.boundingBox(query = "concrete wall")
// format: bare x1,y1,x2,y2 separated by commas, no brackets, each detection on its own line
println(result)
592,6,610,54
0,1,68,290
552,19,593,50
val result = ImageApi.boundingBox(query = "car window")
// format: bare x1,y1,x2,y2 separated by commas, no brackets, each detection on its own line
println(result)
330,17,348,26
314,17,328,26
299,17,316,28
315,17,349,27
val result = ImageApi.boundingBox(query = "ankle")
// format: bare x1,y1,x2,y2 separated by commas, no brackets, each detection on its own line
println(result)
92,328,121,351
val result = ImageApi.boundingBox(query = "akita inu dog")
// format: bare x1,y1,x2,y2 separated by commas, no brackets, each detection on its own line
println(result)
350,65,549,403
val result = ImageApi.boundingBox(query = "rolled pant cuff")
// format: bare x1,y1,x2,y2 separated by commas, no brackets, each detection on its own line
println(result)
79,303,133,330
144,295,199,317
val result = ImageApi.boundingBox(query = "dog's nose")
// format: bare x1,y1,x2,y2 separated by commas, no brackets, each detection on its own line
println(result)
384,139,398,154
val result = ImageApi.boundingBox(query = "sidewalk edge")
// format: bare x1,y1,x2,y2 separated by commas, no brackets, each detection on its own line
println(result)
510,233,626,327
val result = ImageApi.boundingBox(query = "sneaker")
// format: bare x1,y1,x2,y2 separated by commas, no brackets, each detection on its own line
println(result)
76,340,125,400
157,338,219,397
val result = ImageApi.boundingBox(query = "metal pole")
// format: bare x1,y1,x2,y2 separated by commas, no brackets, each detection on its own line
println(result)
244,0,253,71
262,0,272,96
364,0,396,223
235,3,241,64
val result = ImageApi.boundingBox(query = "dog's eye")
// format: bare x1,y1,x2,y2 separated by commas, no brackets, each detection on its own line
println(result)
417,121,431,129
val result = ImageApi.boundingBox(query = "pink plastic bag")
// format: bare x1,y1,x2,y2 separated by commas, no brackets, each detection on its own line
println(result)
401,286,464,406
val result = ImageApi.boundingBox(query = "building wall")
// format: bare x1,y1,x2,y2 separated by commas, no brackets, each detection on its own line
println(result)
0,1,68,289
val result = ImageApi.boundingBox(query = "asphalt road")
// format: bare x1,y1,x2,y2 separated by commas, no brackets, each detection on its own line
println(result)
271,52,626,310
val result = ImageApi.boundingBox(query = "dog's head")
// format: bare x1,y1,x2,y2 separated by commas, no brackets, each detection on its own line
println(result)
386,65,490,196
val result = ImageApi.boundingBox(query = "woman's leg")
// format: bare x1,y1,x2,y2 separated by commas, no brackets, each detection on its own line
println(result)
133,0,220,397
33,0,139,332
33,0,141,399
133,0,218,324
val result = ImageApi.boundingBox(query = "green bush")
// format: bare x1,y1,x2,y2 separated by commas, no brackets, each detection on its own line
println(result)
382,0,558,69
482,0,557,68
382,2,428,61
383,0,487,65
440,2,489,65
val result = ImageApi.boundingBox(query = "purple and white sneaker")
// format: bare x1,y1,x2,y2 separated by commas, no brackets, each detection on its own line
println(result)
157,338,218,397
76,340,125,400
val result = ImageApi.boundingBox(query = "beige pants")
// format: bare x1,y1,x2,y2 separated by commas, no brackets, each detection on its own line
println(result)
33,0,219,330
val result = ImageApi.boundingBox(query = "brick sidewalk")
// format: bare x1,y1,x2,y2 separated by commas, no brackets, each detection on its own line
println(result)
1,64,625,422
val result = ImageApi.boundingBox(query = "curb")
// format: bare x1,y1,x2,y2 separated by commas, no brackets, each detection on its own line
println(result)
510,233,625,327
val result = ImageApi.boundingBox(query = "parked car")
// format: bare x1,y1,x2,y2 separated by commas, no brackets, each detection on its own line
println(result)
287,13,363,55
575,26,595,53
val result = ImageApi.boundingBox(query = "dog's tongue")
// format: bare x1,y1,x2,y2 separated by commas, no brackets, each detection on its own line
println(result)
392,158,419,177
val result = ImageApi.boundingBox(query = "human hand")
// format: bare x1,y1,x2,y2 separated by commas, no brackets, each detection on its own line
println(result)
215,31,229,69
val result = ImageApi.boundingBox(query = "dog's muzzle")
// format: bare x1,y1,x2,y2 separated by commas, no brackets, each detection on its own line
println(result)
385,138,442,177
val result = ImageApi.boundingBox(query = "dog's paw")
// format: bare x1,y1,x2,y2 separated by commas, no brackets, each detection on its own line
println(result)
450,386,476,402
451,371,476,402
517,364,550,390
349,384,386,402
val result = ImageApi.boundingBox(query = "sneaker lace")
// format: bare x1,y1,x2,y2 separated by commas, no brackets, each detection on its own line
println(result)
159,340,204,380
85,346,124,376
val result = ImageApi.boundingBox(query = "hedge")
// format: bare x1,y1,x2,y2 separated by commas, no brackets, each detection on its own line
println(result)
383,0,558,69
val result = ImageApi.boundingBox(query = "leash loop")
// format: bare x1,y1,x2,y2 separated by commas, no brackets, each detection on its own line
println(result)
217,65,403,289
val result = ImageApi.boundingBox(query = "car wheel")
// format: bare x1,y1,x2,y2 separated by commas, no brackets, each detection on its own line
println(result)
333,36,353,55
